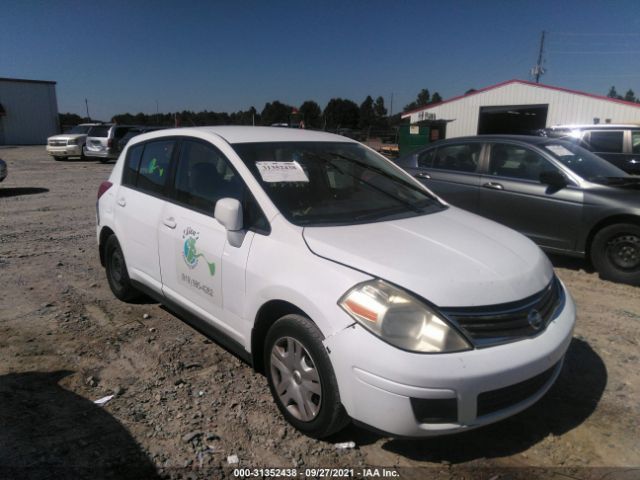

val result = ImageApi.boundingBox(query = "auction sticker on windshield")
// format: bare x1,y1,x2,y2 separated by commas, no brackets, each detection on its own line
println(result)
545,144,574,157
256,161,309,182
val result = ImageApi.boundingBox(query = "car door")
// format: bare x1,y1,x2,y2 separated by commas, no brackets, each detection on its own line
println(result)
114,138,176,292
157,138,257,344
404,142,484,213
479,142,583,252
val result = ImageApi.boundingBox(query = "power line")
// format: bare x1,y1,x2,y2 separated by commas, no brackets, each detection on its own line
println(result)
548,50,640,54
549,31,640,37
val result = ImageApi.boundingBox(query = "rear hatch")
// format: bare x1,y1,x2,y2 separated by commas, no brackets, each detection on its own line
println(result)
85,125,112,152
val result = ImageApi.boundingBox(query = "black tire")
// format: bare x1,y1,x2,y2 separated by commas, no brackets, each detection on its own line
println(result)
99,158,110,164
104,235,141,301
53,156,64,161
591,223,640,286
264,314,349,438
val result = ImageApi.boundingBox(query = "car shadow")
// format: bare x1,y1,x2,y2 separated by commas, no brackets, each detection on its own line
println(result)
0,187,49,198
331,338,606,463
547,253,596,274
0,371,159,479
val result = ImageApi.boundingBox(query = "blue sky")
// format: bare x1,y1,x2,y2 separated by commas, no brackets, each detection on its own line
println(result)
2,0,640,120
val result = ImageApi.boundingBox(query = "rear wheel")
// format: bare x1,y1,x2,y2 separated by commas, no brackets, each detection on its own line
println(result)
591,223,640,286
105,235,141,301
265,314,349,438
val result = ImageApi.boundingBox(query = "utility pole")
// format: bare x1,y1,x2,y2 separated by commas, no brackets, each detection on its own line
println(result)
531,30,546,83
85,98,90,120
389,92,394,117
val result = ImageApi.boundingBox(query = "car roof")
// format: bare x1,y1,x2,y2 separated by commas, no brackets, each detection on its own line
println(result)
548,124,640,130
427,134,552,146
134,126,357,144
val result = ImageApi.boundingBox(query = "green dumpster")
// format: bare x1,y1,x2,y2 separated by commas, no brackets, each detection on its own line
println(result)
398,124,430,157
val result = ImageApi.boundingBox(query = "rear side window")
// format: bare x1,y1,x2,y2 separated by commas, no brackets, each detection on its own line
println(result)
432,144,482,172
122,143,144,187
136,140,175,195
88,125,111,138
173,140,243,214
588,131,623,153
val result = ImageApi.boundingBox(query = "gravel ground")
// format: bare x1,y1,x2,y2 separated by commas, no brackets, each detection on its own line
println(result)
0,146,639,479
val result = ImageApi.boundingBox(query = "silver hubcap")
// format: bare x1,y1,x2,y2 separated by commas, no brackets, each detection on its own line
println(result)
270,337,322,422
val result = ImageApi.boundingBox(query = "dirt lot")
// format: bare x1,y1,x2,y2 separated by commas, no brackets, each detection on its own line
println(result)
0,146,639,479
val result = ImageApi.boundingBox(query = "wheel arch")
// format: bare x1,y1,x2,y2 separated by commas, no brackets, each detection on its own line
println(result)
99,226,115,267
586,214,640,260
251,299,309,374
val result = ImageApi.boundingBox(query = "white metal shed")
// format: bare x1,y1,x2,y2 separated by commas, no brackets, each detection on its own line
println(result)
402,80,640,139
0,77,59,145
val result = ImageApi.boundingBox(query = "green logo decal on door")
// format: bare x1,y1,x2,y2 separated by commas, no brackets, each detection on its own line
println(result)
182,227,216,276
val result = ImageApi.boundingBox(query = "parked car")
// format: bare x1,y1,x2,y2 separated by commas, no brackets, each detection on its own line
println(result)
115,126,166,155
46,123,102,161
84,124,139,163
396,135,640,285
540,124,640,174
97,127,575,438
0,158,6,183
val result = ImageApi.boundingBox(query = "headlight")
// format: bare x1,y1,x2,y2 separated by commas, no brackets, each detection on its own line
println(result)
339,280,471,353
67,138,78,145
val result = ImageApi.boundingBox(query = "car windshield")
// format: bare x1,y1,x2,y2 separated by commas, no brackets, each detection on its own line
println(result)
232,142,444,226
542,140,627,181
64,125,91,134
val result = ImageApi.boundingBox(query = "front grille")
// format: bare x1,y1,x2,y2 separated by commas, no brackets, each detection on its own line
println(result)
48,139,66,146
442,277,563,346
477,361,559,417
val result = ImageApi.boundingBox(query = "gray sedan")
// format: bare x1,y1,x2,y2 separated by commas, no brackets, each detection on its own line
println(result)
396,135,640,285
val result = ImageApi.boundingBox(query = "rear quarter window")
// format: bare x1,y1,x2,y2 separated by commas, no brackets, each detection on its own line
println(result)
122,143,144,187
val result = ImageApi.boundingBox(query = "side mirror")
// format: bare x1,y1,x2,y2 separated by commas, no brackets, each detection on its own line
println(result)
214,197,243,231
214,198,245,248
539,170,567,188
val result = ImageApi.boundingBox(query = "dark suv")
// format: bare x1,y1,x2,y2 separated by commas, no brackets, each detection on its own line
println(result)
396,135,640,285
540,124,640,174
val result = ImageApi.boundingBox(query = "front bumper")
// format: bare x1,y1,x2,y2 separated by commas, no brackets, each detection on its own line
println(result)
46,145,82,157
324,283,576,437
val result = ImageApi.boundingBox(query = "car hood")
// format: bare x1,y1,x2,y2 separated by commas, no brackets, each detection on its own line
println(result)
48,134,87,141
302,207,553,307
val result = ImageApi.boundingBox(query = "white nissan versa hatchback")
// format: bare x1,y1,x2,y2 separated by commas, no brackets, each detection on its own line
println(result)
96,127,576,438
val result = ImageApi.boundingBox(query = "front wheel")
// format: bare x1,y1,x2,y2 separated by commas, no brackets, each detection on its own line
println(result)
591,223,640,286
105,235,141,301
265,314,349,438
53,156,64,161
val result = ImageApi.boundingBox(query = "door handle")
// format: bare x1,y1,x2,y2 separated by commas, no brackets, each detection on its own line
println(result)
117,198,126,207
483,182,504,190
414,172,431,179
163,217,177,229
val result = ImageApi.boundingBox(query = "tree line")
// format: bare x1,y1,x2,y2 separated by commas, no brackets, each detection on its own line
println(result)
59,88,444,132
607,86,640,103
